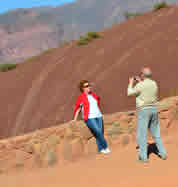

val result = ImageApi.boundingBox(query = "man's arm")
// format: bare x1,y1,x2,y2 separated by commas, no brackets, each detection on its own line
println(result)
127,77,141,96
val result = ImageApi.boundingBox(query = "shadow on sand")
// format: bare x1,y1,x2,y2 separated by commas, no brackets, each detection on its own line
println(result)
136,143,161,158
147,143,160,158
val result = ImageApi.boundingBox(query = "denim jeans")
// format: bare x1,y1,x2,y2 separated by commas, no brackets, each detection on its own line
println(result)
86,117,108,152
137,107,167,160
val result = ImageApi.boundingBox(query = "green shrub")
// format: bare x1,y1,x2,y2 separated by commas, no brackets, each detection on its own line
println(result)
47,151,57,166
77,37,90,46
153,2,168,11
15,162,25,169
112,122,121,127
77,31,101,46
87,32,101,39
126,127,135,134
25,55,41,63
124,11,142,19
25,48,56,63
121,135,130,146
107,126,123,138
160,89,178,99
170,89,178,96
42,48,56,55
0,64,17,72
60,40,71,47
7,30,15,34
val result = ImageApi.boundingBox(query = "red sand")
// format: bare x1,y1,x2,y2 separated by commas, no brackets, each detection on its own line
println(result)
1,135,178,187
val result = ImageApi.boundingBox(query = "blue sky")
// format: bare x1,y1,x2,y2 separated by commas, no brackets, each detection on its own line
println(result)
0,0,76,14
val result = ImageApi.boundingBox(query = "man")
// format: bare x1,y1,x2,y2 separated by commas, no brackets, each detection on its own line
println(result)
127,67,167,162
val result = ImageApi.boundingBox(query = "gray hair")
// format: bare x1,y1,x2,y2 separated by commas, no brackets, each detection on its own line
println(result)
143,72,152,77
142,67,152,77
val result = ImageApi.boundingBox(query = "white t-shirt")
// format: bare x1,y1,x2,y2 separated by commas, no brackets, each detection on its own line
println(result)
81,94,102,119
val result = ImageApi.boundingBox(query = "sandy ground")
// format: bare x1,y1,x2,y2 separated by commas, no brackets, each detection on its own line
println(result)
1,138,178,187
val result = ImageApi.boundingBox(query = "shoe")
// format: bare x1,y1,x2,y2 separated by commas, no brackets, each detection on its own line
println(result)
159,154,167,160
99,149,108,154
136,156,148,163
105,148,111,153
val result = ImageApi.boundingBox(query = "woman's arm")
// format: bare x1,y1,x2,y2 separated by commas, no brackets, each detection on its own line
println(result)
73,107,81,121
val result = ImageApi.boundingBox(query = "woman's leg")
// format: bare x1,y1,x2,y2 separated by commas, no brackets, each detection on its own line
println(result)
96,117,108,150
86,118,108,152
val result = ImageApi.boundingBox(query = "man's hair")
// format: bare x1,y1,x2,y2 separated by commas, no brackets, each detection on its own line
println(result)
78,80,89,92
142,67,152,78
144,72,152,77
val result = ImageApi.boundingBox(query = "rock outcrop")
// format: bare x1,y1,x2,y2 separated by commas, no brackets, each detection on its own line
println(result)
0,96,177,173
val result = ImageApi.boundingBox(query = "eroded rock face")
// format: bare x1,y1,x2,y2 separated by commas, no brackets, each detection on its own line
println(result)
0,96,177,173
0,24,61,63
1,0,177,63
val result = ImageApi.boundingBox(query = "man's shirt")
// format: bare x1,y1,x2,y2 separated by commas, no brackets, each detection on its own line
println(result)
127,78,158,110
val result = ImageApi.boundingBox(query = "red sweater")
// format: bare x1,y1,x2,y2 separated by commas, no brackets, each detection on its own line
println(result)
73,92,101,121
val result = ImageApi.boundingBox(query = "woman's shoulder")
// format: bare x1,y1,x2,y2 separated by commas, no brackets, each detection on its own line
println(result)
91,92,100,99
91,91,97,95
78,92,85,99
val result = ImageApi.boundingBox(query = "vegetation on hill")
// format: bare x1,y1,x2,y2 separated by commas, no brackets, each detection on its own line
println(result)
124,1,169,20
0,64,17,72
124,12,142,19
153,2,168,11
160,89,178,100
77,31,101,46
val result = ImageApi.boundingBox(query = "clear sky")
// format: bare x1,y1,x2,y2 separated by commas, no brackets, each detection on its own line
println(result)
0,0,76,14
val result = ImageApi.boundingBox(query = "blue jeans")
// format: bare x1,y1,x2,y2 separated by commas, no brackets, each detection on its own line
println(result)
86,117,108,152
137,107,167,160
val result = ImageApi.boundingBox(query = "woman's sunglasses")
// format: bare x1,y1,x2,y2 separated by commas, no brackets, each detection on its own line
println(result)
83,84,90,88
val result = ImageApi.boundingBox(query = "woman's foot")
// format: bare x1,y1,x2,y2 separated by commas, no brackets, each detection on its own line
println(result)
105,148,111,153
99,148,111,154
100,149,108,154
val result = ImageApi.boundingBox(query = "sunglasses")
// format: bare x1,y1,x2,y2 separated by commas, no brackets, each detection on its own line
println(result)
83,84,91,88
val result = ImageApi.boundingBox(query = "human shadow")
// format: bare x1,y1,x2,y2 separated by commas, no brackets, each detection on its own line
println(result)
147,143,159,158
136,143,160,158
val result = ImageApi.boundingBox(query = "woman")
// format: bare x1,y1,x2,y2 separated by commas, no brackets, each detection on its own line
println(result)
73,80,110,154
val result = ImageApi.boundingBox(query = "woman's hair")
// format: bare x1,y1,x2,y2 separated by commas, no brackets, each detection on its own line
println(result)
79,80,89,92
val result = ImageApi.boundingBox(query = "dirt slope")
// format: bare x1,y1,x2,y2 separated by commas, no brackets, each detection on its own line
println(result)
1,6,178,139
1,136,178,187
0,96,178,186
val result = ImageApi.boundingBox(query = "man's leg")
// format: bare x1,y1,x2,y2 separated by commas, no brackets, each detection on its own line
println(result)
150,108,167,158
137,109,150,161
86,118,108,152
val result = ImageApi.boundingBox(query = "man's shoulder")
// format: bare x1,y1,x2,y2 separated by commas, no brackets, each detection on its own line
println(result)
145,78,157,84
145,79,158,89
150,79,158,85
135,81,144,88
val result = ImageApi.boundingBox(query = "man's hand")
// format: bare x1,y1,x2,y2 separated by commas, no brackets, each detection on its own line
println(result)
135,76,141,82
129,77,134,85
